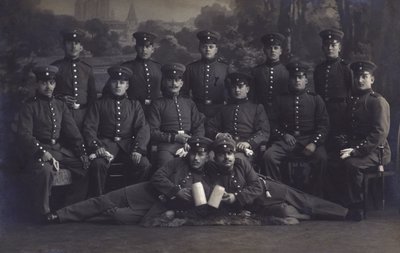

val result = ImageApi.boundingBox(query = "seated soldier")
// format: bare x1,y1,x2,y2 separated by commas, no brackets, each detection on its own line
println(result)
263,61,329,197
148,63,205,167
207,136,358,222
339,60,391,220
83,65,151,197
45,137,213,224
17,65,89,221
206,72,269,165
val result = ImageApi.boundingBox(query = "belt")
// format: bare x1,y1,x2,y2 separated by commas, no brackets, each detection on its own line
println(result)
37,138,58,145
163,130,190,135
324,97,346,103
288,130,314,137
99,136,128,142
71,103,88,110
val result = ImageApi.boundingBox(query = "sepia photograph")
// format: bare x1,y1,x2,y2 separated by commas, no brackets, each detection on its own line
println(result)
1,0,400,252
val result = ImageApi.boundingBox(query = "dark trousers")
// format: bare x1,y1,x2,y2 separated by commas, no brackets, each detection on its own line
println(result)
57,182,158,224
255,178,348,220
88,150,151,197
263,140,327,197
155,143,183,168
26,150,87,215
342,156,379,206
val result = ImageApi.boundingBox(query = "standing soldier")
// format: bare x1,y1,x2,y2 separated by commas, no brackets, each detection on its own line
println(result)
314,29,352,143
120,32,162,114
84,65,151,197
206,72,270,164
314,29,353,202
182,30,230,119
252,33,289,119
339,61,390,220
52,29,97,130
263,62,329,197
17,65,89,221
148,63,205,167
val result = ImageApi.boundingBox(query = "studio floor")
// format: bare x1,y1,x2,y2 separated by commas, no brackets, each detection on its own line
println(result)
1,207,400,253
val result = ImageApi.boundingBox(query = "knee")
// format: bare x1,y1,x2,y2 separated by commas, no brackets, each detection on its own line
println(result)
34,163,53,176
263,149,275,162
89,158,109,173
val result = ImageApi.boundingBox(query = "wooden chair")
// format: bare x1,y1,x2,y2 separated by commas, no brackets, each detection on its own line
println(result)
362,145,396,219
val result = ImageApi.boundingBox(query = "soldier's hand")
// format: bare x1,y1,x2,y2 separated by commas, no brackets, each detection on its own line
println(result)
176,188,192,201
42,151,53,162
340,148,354,159
222,192,236,204
174,133,191,144
237,142,251,151
283,134,296,147
303,143,316,156
95,147,107,158
63,95,77,108
130,152,142,164
80,155,90,170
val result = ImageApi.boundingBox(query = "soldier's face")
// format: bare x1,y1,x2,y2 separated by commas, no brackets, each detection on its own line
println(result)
230,83,250,100
322,41,341,59
290,73,308,91
110,80,129,96
164,77,183,94
136,44,154,60
214,151,235,170
188,150,209,171
199,43,218,60
354,71,374,90
37,80,56,98
64,41,83,59
264,45,282,61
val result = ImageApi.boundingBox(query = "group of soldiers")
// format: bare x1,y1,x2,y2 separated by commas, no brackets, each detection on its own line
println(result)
16,27,390,224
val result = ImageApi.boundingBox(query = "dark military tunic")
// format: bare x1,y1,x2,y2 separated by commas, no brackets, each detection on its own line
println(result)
342,89,391,205
151,158,211,211
182,58,230,118
56,157,210,224
205,159,263,213
52,57,97,129
83,93,151,196
206,98,270,151
264,90,329,196
270,90,329,146
251,60,289,118
17,94,87,215
121,58,162,112
148,94,205,166
313,58,352,137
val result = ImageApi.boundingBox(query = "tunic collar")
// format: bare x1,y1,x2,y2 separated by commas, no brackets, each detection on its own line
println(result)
352,88,372,97
201,57,217,64
228,97,249,105
64,56,81,63
35,92,54,101
265,59,281,67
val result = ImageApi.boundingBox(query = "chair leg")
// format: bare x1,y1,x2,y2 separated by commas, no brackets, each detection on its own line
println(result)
381,174,385,211
363,175,368,219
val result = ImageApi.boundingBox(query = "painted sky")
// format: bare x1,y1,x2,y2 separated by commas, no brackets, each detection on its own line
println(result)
39,0,233,22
